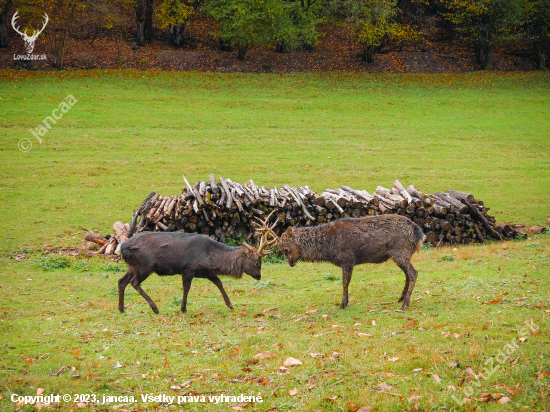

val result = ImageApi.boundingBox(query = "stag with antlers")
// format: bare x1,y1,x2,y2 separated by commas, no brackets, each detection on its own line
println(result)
12,11,48,54
117,216,276,314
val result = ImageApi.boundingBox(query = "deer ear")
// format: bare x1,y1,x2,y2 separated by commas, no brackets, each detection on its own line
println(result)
241,242,255,256
285,227,293,238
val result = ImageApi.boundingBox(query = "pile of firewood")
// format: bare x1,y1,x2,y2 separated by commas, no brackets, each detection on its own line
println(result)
83,174,546,254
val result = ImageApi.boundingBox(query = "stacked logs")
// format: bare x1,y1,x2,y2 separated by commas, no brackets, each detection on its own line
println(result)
84,174,546,254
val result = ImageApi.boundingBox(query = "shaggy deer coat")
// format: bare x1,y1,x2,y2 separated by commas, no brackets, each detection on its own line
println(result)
118,232,269,314
278,214,426,310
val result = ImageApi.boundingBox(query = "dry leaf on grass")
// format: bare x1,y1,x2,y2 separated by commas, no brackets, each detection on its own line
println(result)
356,332,372,338
321,314,329,320
408,395,421,402
253,351,277,359
305,309,318,315
376,382,394,392
432,374,441,384
387,357,399,362
498,396,512,404
289,388,298,396
114,361,123,368
309,353,324,358
229,406,242,411
283,357,303,367
453,333,461,340
406,320,418,328
170,385,181,390
357,407,373,412
36,388,44,396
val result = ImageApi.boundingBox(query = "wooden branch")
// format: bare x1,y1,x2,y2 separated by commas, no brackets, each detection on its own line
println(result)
462,200,503,241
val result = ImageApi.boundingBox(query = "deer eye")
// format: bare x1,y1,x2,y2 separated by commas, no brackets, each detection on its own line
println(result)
255,262,260,267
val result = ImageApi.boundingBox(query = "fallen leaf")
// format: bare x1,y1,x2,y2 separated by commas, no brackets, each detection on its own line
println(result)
376,382,393,392
36,388,44,396
229,407,242,411
114,361,123,368
321,314,329,320
408,395,421,401
76,402,87,408
181,380,192,388
289,388,298,396
406,320,418,328
347,402,358,412
283,357,303,367
239,311,248,316
505,386,522,394
532,327,540,335
387,357,399,362
308,353,324,358
372,320,376,326
537,370,550,380
170,385,181,390
488,299,502,304
356,333,372,338
453,333,461,340
498,396,512,404
358,407,373,412
413,368,423,372
71,350,79,355
304,309,318,315
254,351,277,360
442,331,451,337
432,374,441,384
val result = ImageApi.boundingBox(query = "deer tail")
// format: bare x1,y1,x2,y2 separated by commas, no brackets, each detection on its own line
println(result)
414,225,426,253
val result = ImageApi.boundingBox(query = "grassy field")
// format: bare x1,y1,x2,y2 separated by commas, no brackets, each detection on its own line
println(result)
0,70,549,411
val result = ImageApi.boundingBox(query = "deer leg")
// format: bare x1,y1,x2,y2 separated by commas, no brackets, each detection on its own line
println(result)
181,276,193,313
207,276,233,310
398,277,410,303
118,269,134,313
130,275,159,314
395,259,418,310
340,266,354,309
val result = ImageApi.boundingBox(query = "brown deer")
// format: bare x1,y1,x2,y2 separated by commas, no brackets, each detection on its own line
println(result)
117,226,275,314
258,214,425,310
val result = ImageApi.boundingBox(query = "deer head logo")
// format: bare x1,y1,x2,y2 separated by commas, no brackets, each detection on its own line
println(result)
12,11,49,54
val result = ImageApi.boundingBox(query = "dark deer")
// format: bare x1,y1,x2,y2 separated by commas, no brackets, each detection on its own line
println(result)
116,228,275,314
259,214,425,310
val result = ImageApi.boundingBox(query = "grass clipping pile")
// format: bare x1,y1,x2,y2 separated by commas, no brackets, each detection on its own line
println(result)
84,174,546,254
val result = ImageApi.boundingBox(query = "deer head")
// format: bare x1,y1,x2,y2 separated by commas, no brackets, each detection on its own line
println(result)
12,11,49,54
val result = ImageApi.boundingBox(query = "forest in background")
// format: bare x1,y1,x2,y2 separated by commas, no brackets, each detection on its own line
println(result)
0,0,549,72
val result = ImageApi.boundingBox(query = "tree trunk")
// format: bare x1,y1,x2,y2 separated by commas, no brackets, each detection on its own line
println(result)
135,0,146,46
276,43,285,53
0,0,12,48
169,23,186,47
474,30,493,69
220,39,232,52
145,0,154,41
534,40,546,70
364,44,375,64
237,45,248,61
51,29,68,69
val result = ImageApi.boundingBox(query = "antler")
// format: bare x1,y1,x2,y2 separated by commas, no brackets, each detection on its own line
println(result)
32,13,49,40
253,210,280,256
11,11,25,37
11,12,48,40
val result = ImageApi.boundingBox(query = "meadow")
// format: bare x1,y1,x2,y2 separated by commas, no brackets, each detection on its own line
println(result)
0,70,549,411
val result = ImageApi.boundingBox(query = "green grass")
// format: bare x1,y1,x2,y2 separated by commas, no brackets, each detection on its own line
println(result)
0,70,549,411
